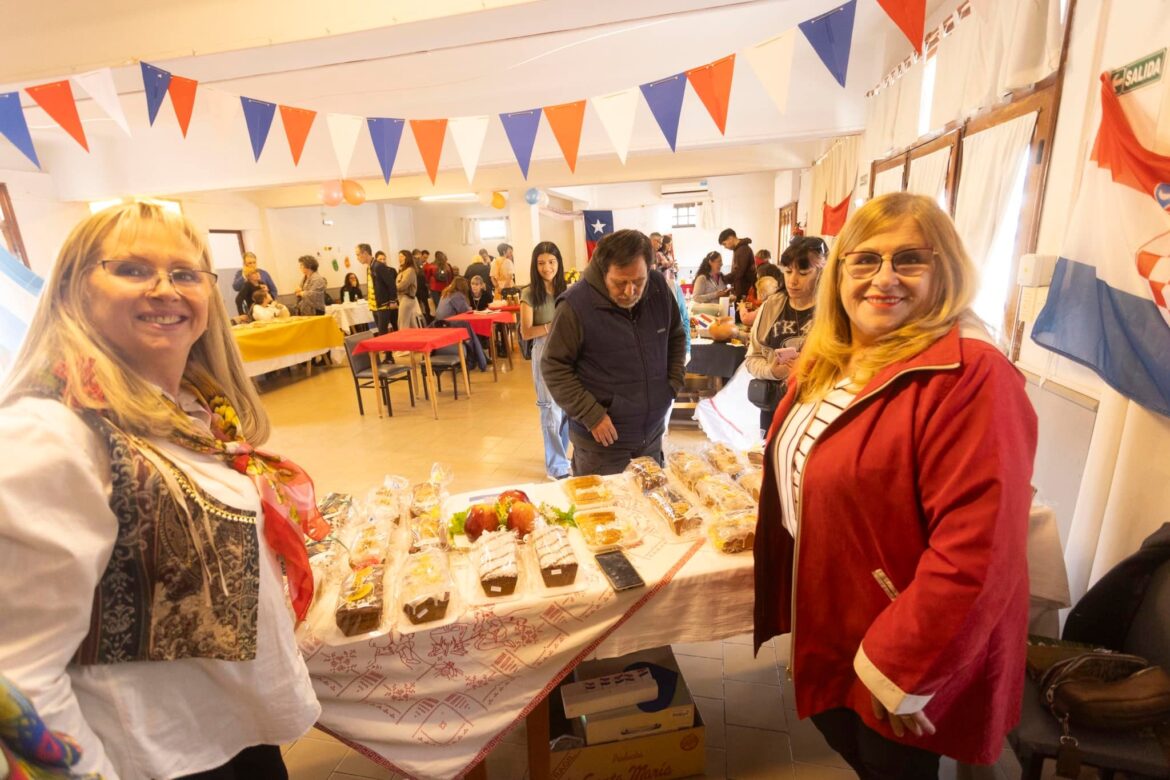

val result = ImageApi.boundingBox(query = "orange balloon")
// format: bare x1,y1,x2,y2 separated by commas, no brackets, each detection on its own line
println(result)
343,179,366,206
491,191,506,209
320,180,343,207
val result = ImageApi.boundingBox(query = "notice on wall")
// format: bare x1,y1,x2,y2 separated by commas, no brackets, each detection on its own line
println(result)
1111,49,1165,96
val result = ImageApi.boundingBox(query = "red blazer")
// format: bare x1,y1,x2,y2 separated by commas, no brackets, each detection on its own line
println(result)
753,325,1037,764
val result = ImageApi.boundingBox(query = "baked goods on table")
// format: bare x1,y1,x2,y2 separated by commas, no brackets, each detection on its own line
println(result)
704,443,743,477
410,481,441,518
562,475,614,507
625,457,668,492
694,475,756,513
409,506,447,553
576,509,638,551
708,510,757,554
401,549,452,625
737,468,762,502
532,524,578,587
667,451,711,490
645,486,703,536
335,565,385,636
472,529,520,597
348,524,390,569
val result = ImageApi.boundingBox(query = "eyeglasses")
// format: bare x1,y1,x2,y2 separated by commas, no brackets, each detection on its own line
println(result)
841,248,936,279
100,260,218,290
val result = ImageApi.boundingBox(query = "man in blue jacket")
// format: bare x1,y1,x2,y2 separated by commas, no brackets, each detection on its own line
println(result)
231,251,277,298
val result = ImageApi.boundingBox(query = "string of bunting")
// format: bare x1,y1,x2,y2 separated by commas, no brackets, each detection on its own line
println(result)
0,0,925,181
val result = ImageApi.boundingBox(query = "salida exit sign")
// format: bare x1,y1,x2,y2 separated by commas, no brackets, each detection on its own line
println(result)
1111,49,1165,95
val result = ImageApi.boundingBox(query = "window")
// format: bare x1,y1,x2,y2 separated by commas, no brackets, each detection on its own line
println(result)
0,184,29,268
671,203,698,229
477,218,508,242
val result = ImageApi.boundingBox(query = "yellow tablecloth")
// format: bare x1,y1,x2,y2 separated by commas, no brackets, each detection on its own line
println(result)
231,317,343,363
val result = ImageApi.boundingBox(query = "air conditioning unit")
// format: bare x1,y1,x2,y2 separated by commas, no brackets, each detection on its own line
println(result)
660,180,709,197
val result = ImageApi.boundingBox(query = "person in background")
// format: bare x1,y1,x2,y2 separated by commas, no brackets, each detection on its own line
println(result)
251,288,291,321
413,249,432,322
738,264,783,327
520,242,571,480
293,255,327,316
649,232,664,269
338,272,364,303
428,251,457,308
0,202,323,779
464,253,494,300
234,268,266,315
542,230,686,475
360,247,398,334
743,237,824,432
432,277,488,370
720,228,756,306
468,275,492,311
396,250,425,329
755,248,773,267
478,248,493,263
754,193,1037,776
692,251,731,303
231,251,278,298
492,242,516,296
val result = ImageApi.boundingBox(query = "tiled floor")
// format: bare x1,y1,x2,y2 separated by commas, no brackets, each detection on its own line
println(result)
266,358,1026,780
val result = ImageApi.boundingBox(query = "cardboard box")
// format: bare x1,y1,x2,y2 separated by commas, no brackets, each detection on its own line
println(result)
561,665,660,718
551,705,705,780
575,647,694,746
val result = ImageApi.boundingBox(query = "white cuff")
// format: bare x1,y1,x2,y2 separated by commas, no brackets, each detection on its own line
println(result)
854,643,934,716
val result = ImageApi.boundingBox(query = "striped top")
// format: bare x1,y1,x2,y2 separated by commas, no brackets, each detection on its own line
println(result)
770,380,858,538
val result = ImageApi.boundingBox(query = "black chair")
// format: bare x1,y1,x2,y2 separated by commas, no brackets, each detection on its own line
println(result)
1010,527,1170,779
421,321,467,400
343,331,414,416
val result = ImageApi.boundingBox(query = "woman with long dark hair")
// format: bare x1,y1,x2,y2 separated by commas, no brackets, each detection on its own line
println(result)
691,251,730,303
396,249,424,328
520,241,570,479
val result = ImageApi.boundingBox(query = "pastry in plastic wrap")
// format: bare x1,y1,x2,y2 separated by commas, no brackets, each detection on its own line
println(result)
368,485,402,526
335,565,384,636
409,506,447,553
747,447,765,467
532,524,578,587
625,456,668,492
576,509,637,551
401,549,451,625
318,492,353,530
410,482,441,518
667,451,711,490
708,511,757,553
705,443,743,477
645,487,703,535
694,475,756,513
562,475,613,507
737,468,763,502
472,529,520,596
348,525,390,569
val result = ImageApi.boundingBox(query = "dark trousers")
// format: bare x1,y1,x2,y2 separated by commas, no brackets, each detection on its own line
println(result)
175,744,288,780
568,426,664,476
811,708,940,780
373,308,393,335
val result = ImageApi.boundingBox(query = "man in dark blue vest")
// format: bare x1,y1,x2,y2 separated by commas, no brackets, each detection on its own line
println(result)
541,229,686,475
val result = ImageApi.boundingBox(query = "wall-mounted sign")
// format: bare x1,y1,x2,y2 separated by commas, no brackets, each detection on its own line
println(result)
1111,49,1165,96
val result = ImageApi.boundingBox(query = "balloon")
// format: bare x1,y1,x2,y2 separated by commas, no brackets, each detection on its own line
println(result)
342,179,366,206
320,180,343,207
524,187,540,205
491,192,506,209
477,191,496,207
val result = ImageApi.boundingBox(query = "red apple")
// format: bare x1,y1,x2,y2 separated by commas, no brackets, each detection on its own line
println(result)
497,489,532,507
507,501,537,538
465,503,501,541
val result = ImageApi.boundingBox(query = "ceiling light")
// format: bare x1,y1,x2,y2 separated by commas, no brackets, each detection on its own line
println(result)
418,193,477,202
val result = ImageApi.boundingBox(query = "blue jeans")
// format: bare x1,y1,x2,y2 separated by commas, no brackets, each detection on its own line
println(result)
530,335,570,478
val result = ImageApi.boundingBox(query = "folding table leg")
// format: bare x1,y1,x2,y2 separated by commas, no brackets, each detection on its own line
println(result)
423,353,440,419
458,342,472,397
526,695,551,780
490,323,500,382
369,351,385,418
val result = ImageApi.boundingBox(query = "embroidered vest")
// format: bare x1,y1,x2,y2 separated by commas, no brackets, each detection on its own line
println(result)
72,413,261,666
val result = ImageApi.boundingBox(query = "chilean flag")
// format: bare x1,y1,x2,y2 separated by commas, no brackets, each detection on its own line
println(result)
583,209,614,261
1032,74,1170,417
0,243,42,377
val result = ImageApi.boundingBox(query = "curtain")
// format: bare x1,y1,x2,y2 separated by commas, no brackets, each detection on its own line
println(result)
460,218,478,246
952,111,1038,270
872,166,905,198
808,135,861,236
906,146,952,206
892,60,925,151
863,82,897,163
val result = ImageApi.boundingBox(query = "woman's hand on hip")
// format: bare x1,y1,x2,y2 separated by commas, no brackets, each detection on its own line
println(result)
870,694,936,739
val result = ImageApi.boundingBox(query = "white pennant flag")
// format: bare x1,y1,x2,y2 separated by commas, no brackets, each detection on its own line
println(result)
326,113,365,177
743,29,796,114
590,87,639,165
72,68,131,136
449,115,490,184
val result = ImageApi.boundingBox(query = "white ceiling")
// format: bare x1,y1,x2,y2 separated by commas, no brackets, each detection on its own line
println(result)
0,0,930,204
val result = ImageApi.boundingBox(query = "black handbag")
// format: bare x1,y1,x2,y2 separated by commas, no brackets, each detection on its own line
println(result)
747,378,784,410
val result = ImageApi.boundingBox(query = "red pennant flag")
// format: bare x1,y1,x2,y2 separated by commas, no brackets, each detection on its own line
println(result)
26,80,88,151
543,100,586,173
167,76,198,137
410,118,448,184
279,105,316,166
877,0,926,54
686,54,736,135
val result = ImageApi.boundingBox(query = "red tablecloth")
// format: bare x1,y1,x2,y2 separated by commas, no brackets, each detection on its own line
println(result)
487,303,521,313
351,327,468,354
445,310,514,338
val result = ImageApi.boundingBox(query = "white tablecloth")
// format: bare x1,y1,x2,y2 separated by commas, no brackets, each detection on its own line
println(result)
328,301,375,332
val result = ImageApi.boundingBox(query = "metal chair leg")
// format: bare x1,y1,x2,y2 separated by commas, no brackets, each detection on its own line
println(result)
354,379,365,416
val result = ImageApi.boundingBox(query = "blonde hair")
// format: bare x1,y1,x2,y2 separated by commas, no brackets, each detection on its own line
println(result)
795,193,977,401
755,276,780,299
1,202,270,442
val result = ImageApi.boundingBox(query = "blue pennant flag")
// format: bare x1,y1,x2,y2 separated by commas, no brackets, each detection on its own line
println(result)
140,62,173,125
0,92,39,168
367,117,405,184
639,73,687,152
240,97,276,162
499,108,542,179
799,0,857,88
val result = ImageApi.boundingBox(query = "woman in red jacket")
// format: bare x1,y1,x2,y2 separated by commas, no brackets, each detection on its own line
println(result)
754,192,1037,777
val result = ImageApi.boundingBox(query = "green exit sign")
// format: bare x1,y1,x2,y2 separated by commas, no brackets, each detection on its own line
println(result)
1111,49,1165,95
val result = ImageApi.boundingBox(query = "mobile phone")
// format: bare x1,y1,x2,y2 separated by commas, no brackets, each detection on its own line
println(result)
594,551,646,591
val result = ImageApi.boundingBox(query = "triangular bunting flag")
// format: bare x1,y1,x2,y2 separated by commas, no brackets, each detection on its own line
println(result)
410,119,448,184
240,97,276,161
639,73,687,152
686,55,736,135
743,30,797,115
367,117,405,183
543,100,586,173
140,62,172,125
590,88,639,165
0,92,39,167
73,69,130,136
877,0,926,54
326,113,364,177
280,105,317,166
799,0,857,88
26,80,88,151
499,108,542,179
168,76,198,137
449,116,490,184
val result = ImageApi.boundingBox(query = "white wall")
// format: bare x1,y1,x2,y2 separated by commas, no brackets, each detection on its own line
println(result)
1,169,89,277
263,202,383,293
408,200,510,272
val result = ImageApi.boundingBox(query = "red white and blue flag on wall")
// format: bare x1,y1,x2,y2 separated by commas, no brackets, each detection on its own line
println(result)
1032,74,1170,417
583,210,614,260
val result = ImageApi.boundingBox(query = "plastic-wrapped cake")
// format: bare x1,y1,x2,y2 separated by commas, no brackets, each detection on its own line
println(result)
562,475,613,507
531,524,578,587
645,486,703,535
708,510,757,554
472,529,520,596
667,451,711,490
348,524,390,569
704,443,743,477
694,475,756,513
737,468,762,502
625,456,668,492
401,549,451,625
335,565,384,636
